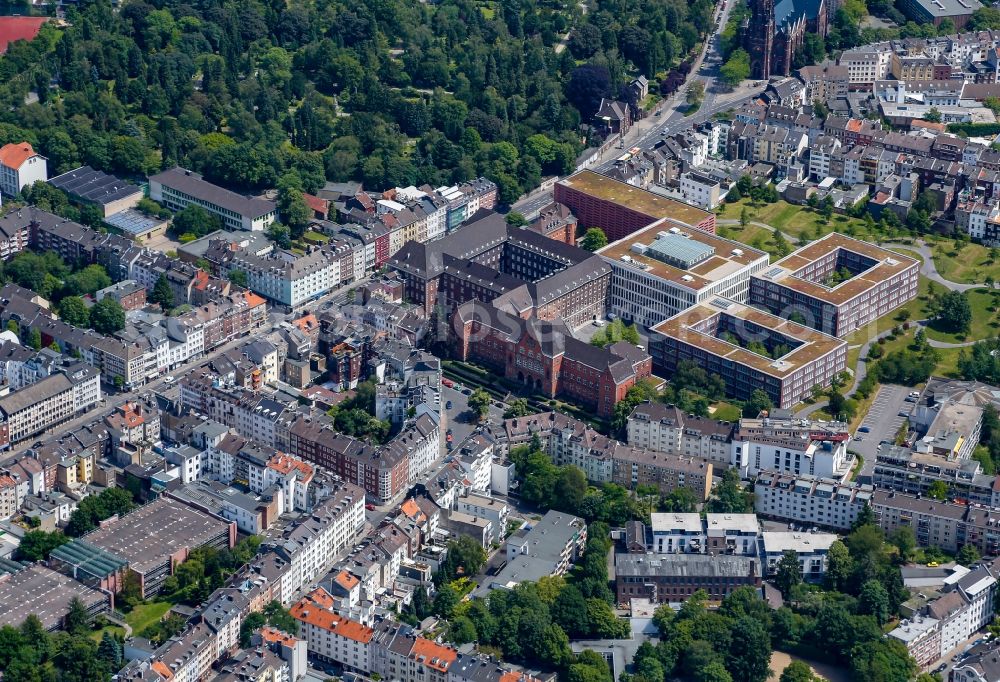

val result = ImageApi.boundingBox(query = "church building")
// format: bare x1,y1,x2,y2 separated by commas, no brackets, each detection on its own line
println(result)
746,0,830,79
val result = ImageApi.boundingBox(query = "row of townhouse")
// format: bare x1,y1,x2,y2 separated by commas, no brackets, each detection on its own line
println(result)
0,362,101,448
500,411,714,500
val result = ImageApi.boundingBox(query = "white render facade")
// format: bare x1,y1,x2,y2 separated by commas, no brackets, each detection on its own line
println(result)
754,471,874,530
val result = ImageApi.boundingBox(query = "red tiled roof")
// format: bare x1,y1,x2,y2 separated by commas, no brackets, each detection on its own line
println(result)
0,142,38,171
410,637,457,672
303,193,329,215
0,17,46,54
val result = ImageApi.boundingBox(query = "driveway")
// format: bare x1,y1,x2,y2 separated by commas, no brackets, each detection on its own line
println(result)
851,384,912,483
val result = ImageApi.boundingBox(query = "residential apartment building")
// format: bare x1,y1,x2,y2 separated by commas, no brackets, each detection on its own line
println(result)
733,416,853,479
626,401,734,467
475,510,586,596
501,411,619,483
0,363,101,447
649,298,848,409
837,47,894,86
267,481,366,599
0,141,46,198
149,167,277,232
754,471,874,530
611,447,714,500
595,221,770,328
758,531,837,581
748,233,920,338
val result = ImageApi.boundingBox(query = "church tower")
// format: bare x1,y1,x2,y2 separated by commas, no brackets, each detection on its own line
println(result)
746,0,775,80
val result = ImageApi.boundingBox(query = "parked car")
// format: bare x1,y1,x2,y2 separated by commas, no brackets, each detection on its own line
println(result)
442,378,454,388
859,426,871,433
446,400,453,410
365,504,376,511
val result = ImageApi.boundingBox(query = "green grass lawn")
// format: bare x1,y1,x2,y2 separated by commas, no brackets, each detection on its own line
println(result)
720,200,873,243
89,624,126,643
125,602,172,634
718,223,784,258
301,230,330,243
888,246,924,265
925,288,1000,344
926,238,1000,284
844,276,933,368
711,402,743,421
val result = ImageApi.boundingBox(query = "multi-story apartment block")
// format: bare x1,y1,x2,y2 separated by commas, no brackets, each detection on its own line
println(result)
749,233,920,338
754,471,874,530
267,482,366,603
0,142,46,198
758,531,838,580
626,401,734,467
454,493,509,545
733,416,853,479
596,221,769,328
872,443,997,505
224,245,338,307
149,167,277,232
475,510,586,596
678,171,724,209
611,447,714,500
554,170,716,242
502,411,619,482
873,490,968,552
454,301,652,419
291,588,374,672
0,210,33,261
0,363,100,447
649,298,848,409
808,136,842,180
837,47,893,86
888,616,942,669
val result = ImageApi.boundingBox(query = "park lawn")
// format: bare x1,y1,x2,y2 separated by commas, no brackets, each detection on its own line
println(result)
125,601,172,634
301,230,330,243
926,237,1000,284
720,223,783,258
925,288,1000,344
720,199,871,243
843,275,933,367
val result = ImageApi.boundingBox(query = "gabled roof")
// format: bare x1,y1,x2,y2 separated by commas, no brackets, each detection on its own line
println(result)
0,142,40,171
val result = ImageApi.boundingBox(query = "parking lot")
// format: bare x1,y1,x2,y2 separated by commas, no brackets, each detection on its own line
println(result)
851,384,913,483
441,384,504,455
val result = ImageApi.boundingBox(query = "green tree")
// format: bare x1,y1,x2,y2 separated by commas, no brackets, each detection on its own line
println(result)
467,388,491,421
89,298,126,335
98,631,123,669
720,49,751,87
15,529,69,561
170,205,222,239
779,660,816,682
229,270,249,288
503,398,532,419
580,228,608,252
824,540,853,593
28,327,41,350
923,107,942,123
57,296,90,327
150,274,175,309
774,550,802,598
65,597,91,636
742,388,773,417
726,615,771,682
957,543,981,566
433,583,460,618
888,526,916,561
706,468,753,513
858,579,890,625
927,480,949,501
267,223,292,249
932,290,972,335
